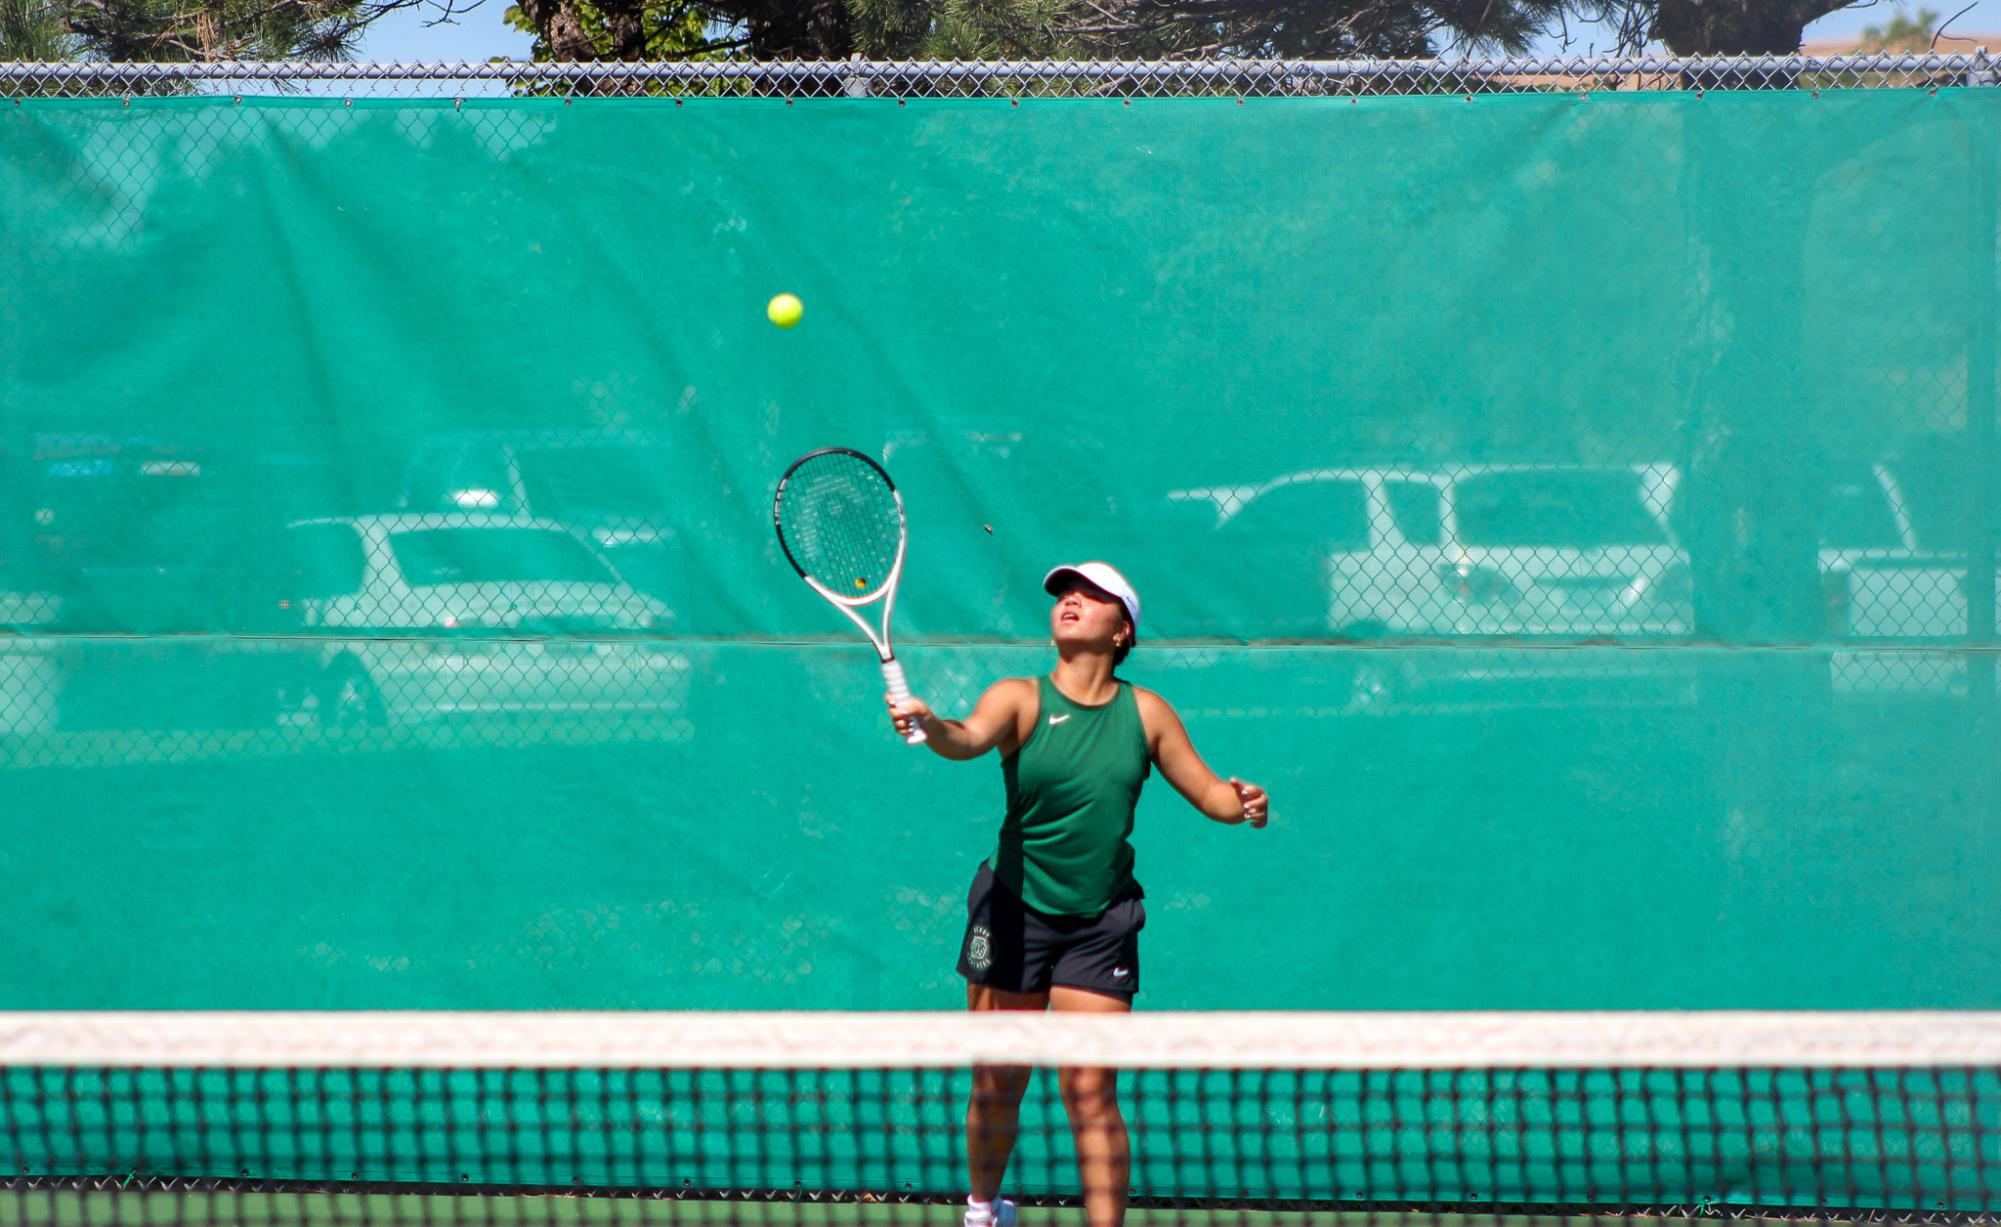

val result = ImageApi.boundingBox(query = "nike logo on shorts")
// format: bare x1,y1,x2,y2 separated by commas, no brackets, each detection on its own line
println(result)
1048,714,1070,726
1112,966,1131,977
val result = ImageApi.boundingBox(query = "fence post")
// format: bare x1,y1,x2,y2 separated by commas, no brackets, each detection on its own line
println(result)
1970,71,1998,712
842,55,873,98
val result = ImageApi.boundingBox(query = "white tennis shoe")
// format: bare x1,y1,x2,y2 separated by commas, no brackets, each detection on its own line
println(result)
964,1197,1018,1227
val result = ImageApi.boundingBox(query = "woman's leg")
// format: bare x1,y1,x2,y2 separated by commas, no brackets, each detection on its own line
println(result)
966,982,1047,1205
1050,984,1132,1227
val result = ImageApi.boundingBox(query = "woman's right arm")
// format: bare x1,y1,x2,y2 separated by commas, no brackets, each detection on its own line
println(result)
886,678,1032,761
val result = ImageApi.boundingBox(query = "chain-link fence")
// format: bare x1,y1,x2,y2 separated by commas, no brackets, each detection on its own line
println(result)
2,52,1997,97
1,59,1996,1010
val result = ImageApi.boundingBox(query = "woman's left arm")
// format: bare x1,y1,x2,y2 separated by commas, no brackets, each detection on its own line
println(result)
1136,689,1268,828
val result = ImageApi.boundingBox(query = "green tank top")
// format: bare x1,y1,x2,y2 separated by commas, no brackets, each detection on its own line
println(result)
988,675,1151,916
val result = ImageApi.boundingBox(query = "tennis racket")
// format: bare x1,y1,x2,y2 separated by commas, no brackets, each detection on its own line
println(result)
772,447,926,746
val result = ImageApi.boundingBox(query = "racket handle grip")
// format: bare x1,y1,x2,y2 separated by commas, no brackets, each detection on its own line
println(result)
882,657,927,746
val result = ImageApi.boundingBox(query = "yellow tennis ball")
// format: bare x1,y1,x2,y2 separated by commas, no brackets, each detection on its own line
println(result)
767,293,803,329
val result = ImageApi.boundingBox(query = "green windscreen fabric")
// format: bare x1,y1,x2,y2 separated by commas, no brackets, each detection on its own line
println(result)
0,90,1996,1009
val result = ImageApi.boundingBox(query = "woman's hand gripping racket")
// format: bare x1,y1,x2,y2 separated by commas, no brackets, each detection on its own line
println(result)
773,447,927,746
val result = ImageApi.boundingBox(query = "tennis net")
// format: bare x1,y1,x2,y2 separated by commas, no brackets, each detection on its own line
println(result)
1,1011,1997,1226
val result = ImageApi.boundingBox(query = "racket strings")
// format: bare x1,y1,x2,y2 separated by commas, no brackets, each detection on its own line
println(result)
777,455,902,599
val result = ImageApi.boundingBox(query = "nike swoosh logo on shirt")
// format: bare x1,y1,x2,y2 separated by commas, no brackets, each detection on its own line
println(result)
1048,714,1071,726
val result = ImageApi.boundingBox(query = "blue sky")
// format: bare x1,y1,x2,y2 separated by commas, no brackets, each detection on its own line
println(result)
1531,0,2000,55
357,0,2001,64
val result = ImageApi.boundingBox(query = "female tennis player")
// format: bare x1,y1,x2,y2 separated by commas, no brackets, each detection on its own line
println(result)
886,561,1268,1227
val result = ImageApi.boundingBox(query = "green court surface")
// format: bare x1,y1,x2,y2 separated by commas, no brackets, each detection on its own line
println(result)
0,1198,1747,1227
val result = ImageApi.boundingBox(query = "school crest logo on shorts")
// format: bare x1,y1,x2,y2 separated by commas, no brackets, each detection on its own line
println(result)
967,924,993,972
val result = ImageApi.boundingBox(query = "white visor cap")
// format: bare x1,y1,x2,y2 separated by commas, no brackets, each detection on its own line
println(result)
1042,562,1141,633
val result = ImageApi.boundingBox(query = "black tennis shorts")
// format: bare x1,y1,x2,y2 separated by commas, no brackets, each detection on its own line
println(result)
955,862,1145,1000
